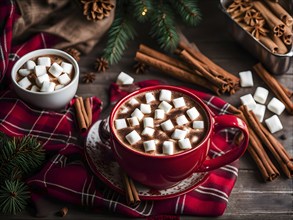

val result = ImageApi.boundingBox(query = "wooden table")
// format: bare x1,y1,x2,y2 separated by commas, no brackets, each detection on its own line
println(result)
3,0,292,219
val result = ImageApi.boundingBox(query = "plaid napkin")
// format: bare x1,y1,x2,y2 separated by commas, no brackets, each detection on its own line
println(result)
0,80,239,217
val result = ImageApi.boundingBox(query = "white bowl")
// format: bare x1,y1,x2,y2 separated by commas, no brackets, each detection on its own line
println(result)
11,49,79,110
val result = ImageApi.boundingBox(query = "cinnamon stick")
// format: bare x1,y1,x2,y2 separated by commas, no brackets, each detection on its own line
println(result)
253,63,293,114
264,0,293,27
271,34,288,54
259,35,278,53
85,97,92,126
74,98,87,132
121,172,140,206
78,97,90,128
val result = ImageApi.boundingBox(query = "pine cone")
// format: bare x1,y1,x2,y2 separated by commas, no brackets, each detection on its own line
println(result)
64,48,81,61
95,57,108,72
133,62,149,74
81,0,114,21
82,72,96,83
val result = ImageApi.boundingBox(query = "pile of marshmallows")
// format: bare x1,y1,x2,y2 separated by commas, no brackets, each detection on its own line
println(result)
17,57,73,92
115,72,204,155
239,70,285,134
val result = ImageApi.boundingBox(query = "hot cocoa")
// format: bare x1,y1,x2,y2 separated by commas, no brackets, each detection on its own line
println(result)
113,89,209,156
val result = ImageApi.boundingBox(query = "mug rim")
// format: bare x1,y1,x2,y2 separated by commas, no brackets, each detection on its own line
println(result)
109,85,213,159
11,48,79,95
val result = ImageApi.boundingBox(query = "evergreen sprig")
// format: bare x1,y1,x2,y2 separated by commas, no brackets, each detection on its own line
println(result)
130,0,153,23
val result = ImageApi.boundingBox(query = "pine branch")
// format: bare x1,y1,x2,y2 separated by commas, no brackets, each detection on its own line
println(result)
129,0,153,23
169,0,201,26
150,2,179,51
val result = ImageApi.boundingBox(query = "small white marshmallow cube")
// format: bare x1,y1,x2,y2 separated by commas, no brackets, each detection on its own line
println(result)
34,65,47,76
127,117,139,127
176,115,189,126
49,62,63,78
143,117,154,128
193,121,204,129
252,104,266,122
171,129,187,140
239,70,253,87
173,97,186,108
18,69,31,77
25,60,36,70
36,73,50,87
131,108,144,121
18,77,31,89
186,107,200,121
253,87,269,104
115,118,127,130
240,94,257,110
116,72,134,85
37,57,51,67
160,119,174,131
145,92,156,103
120,106,128,114
141,127,155,136
178,138,192,150
125,130,141,145
154,109,165,119
55,84,64,90
267,97,285,115
143,140,156,152
61,62,73,74
265,115,283,133
129,98,139,106
159,90,172,102
162,141,174,155
158,101,172,113
140,103,151,114
58,73,71,85
40,81,55,92
30,85,39,92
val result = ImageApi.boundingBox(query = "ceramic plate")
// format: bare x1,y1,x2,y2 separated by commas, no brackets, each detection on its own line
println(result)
84,120,210,200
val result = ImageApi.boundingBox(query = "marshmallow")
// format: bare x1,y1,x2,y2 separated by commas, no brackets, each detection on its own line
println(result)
18,77,32,89
55,84,64,90
120,106,129,114
145,92,156,103
114,118,127,130
30,85,39,92
129,98,139,106
252,104,266,122
25,60,36,70
265,115,283,134
40,81,55,92
186,107,200,121
239,70,253,87
37,57,51,67
171,129,187,140
193,121,204,129
176,115,189,126
18,69,31,77
141,127,155,136
131,108,144,121
160,119,174,131
61,62,73,74
58,73,71,85
143,140,156,152
34,65,47,76
143,117,154,128
253,87,269,104
158,101,172,113
267,97,285,115
240,94,257,110
178,138,192,150
127,117,139,127
49,62,63,78
162,141,174,155
116,72,134,85
125,130,141,145
140,103,151,114
154,109,165,119
36,73,50,87
159,89,172,102
173,97,186,108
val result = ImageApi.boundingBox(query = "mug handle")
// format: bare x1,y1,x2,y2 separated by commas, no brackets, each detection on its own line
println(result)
196,114,249,172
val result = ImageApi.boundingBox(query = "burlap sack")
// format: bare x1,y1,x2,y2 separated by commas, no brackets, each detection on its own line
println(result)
13,0,116,53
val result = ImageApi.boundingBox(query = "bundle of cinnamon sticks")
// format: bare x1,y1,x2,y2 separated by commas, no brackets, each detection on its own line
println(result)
121,172,140,206
74,96,93,132
135,40,240,95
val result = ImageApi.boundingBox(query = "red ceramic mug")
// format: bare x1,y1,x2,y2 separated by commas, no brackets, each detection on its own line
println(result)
110,85,249,189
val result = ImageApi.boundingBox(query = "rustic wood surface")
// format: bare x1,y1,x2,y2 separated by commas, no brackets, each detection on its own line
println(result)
2,1,292,219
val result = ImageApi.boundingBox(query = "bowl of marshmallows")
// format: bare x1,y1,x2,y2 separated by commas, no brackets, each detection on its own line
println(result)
11,49,79,110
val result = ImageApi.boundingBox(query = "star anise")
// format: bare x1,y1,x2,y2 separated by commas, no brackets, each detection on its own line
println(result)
227,0,252,19
81,0,114,21
244,9,264,26
244,19,269,40
133,62,149,74
82,72,96,83
64,48,81,61
95,57,108,72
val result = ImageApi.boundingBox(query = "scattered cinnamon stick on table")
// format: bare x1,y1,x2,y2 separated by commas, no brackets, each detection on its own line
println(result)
74,97,92,132
121,172,140,206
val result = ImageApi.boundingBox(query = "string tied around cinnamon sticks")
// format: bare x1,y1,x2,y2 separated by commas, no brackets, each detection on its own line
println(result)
74,96,93,132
